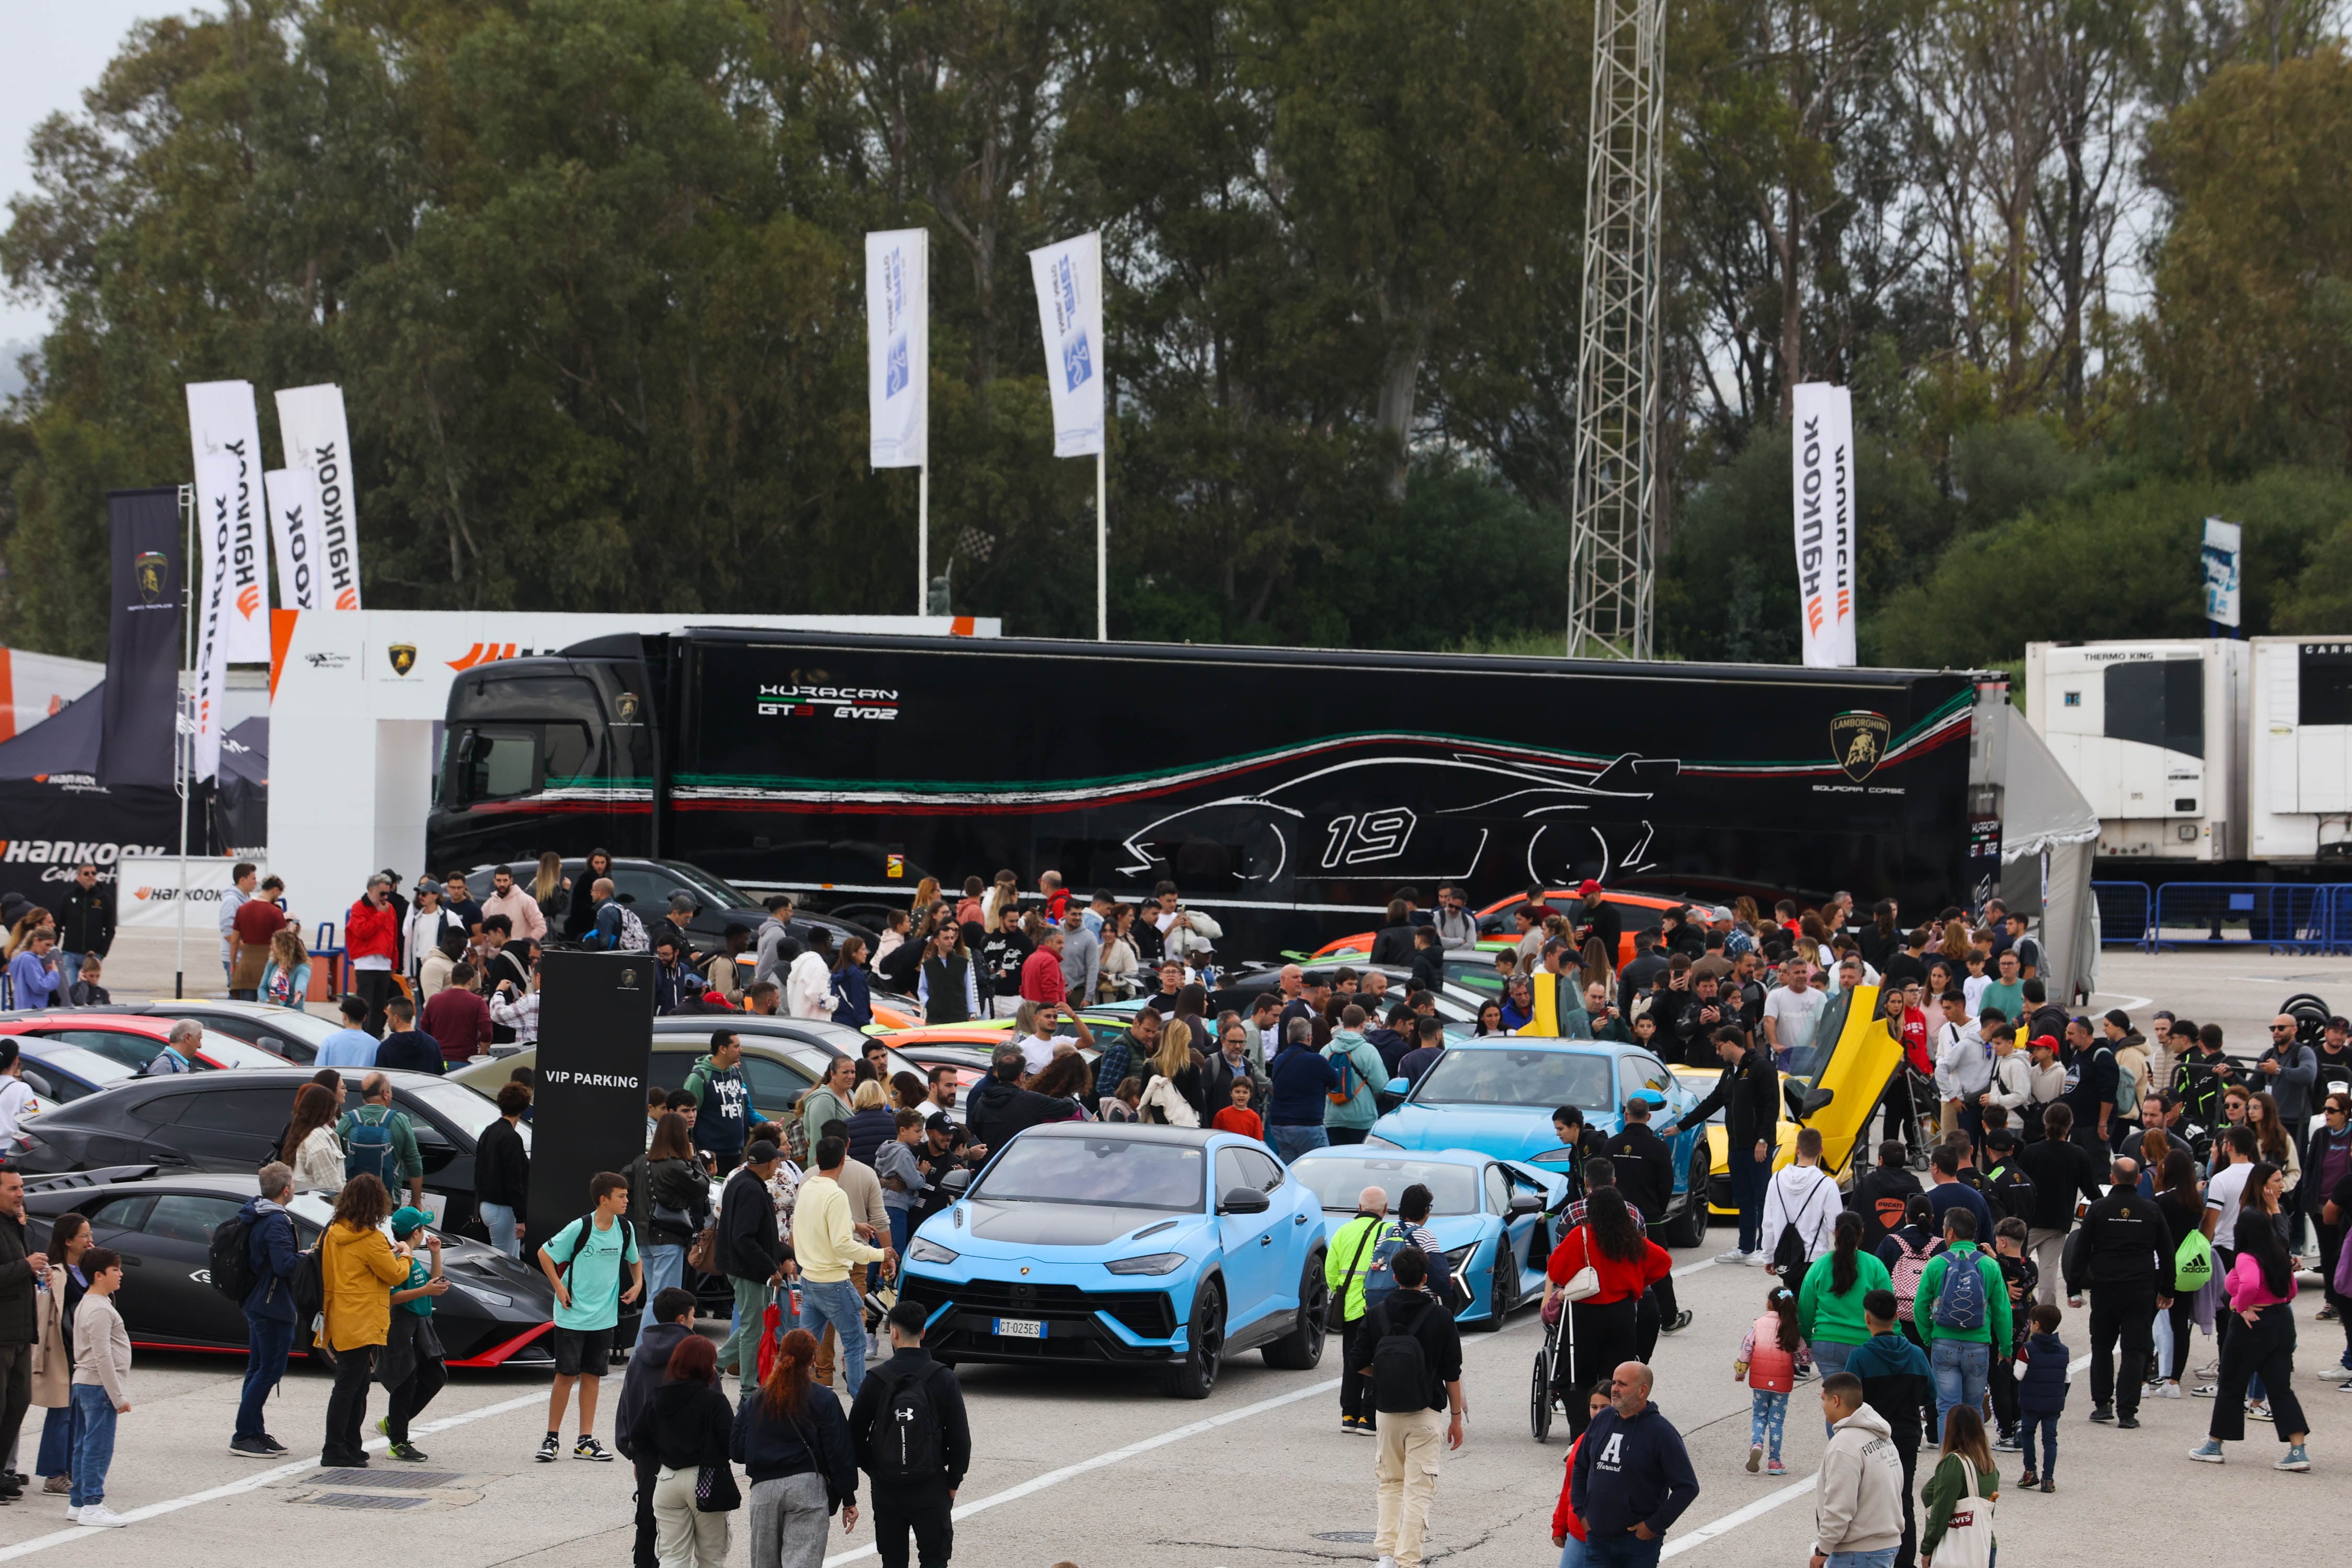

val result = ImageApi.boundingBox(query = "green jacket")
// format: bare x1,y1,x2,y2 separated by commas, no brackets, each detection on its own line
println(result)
1325,1213,1386,1321
336,1104,422,1182
1919,1451,1997,1559
1322,1032,1388,1131
799,1085,851,1150
1911,1241,2013,1348
1798,1248,1894,1346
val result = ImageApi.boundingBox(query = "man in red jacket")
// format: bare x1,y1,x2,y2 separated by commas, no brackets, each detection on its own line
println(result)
345,874,402,1034
1019,926,1068,1007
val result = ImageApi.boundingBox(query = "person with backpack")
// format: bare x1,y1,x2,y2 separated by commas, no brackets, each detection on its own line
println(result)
1362,1246,1465,1568
1322,1006,1388,1146
1848,1290,1932,1568
849,1299,971,1568
684,1031,755,1175
533,1171,644,1464
1801,1211,1895,1383
2149,1149,2207,1399
736,1325,860,1568
2013,1302,2069,1491
1569,1359,1699,1566
337,1073,425,1211
318,1173,413,1469
1911,1207,2012,1440
1546,1186,1672,1439
226,1161,302,1458
1736,1286,1802,1477
1877,1193,1942,1337
1846,1140,1924,1255
1761,1127,1842,1299
1326,1185,1390,1437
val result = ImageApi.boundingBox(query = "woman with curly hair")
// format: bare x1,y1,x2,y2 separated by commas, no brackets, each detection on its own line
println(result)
1543,1185,1671,1438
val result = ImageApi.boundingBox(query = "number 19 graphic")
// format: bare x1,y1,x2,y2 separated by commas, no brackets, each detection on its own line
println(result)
1320,808,1417,868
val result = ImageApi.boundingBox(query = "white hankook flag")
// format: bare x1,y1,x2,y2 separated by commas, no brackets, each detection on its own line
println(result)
867,229,930,468
192,450,238,781
274,383,363,609
185,380,272,658
1791,383,1857,668
264,466,325,611
1027,232,1105,457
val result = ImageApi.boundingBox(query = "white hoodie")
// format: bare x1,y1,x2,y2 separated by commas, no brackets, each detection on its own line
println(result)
1813,1403,1905,1555
1761,1162,1841,1261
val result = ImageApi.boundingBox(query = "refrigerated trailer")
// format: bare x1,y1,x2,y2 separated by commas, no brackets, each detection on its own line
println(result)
424,630,1990,956
2024,640,2249,861
2250,636,2352,862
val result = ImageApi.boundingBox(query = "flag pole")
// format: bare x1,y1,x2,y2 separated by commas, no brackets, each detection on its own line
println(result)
918,464,929,615
1095,451,1107,641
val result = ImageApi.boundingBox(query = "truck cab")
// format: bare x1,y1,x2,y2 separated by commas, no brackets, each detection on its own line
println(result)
430,651,658,869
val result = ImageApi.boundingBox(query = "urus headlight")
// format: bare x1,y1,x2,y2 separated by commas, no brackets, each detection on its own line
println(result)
1105,1252,1188,1275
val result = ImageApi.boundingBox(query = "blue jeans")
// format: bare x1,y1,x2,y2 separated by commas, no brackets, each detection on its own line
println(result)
1582,1532,1662,1568
641,1243,685,1305
1826,1551,1898,1568
1557,1534,1588,1568
237,1313,297,1440
798,1278,867,1398
70,1385,116,1508
1931,1339,1991,1443
2020,1410,2058,1478
58,952,82,996
1811,1339,1854,1380
1269,1123,1330,1165
887,1207,912,1255
1750,1388,1788,1460
479,1201,520,1260
36,1400,79,1479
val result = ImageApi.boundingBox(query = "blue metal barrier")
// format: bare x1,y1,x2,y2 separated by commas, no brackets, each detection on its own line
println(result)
2091,882,2154,949
2146,882,2352,954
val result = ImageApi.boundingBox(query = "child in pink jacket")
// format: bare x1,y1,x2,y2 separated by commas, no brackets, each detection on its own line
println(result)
1736,1285,1803,1475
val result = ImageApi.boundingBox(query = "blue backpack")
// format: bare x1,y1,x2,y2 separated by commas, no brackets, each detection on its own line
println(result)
1931,1248,1989,1333
344,1106,399,1186
1358,1223,1457,1317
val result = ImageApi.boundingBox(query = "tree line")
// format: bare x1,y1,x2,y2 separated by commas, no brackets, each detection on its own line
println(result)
3,0,2350,667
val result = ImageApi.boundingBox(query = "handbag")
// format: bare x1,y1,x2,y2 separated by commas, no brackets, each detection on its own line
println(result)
687,1218,721,1277
1327,1218,1382,1330
694,1463,742,1513
1557,1265,1602,1302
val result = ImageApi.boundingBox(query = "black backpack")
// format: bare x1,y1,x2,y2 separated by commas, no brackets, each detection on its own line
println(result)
1369,1296,1437,1415
208,1207,261,1305
1770,1176,1832,1284
868,1359,949,1484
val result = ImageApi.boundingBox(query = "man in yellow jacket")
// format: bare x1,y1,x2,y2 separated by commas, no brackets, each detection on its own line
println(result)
792,1133,892,1398
1325,1185,1389,1436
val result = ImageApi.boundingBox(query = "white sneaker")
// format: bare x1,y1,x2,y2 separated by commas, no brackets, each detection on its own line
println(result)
75,1504,127,1528
1377,1557,1398,1568
64,1506,77,1523
2160,1381,2183,1400
1743,1250,1770,1266
1713,1248,1752,1264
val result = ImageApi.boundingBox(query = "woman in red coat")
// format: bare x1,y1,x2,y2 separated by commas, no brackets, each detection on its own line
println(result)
1546,1185,1671,1439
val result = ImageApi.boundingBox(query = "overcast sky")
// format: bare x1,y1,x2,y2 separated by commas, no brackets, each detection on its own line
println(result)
0,0,184,353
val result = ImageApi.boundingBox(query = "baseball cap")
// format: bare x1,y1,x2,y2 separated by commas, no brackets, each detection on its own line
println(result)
924,1113,955,1136
745,1139,781,1166
2030,1034,2059,1053
390,1206,432,1239
1577,879,1602,897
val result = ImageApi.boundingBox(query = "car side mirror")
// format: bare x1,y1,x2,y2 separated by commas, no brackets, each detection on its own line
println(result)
939,1168,973,1195
1385,1077,1411,1096
1219,1185,1271,1215
1507,1191,1543,1216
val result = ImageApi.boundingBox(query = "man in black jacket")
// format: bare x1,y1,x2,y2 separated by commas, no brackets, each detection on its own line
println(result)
2014,1104,2107,1307
0,1167,48,1499
1616,932,1674,1021
850,1298,972,1568
52,861,114,995
1663,1026,1779,1263
615,1287,701,1568
1607,1097,1677,1231
1846,1139,1924,1251
719,1141,791,1399
2061,1155,2169,1427
1673,975,1736,1068
965,1045,1082,1152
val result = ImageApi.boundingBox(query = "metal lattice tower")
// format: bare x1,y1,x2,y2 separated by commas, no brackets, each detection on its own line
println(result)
1566,0,1665,661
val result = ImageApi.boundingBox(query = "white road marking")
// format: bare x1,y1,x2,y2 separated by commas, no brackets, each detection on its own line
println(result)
0,1388,549,1560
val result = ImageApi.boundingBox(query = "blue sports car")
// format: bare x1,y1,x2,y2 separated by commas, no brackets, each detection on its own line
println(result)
1367,1038,1712,1247
1288,1147,1569,1331
897,1123,1329,1398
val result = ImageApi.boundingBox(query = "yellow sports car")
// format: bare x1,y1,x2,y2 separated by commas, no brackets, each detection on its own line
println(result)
1668,983,1903,1217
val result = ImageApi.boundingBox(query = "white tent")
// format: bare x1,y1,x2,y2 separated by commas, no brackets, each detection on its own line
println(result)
1981,697,2102,1004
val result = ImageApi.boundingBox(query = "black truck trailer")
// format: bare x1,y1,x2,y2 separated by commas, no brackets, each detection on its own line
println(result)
424,630,1990,954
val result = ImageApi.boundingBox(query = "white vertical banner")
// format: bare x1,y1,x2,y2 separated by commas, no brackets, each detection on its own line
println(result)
193,451,237,782
264,466,325,610
1791,382,1857,668
2201,516,2243,628
866,229,929,468
274,383,363,609
1028,232,1105,457
184,379,272,658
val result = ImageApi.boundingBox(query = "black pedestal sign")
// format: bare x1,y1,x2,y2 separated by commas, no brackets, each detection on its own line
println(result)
527,951,656,1253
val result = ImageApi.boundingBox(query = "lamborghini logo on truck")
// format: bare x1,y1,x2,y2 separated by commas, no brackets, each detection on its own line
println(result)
757,685,900,721
1830,711,1890,781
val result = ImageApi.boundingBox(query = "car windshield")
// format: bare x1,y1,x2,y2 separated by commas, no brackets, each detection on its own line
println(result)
1783,988,1854,1081
398,1079,505,1140
1413,1048,1613,1110
1291,1158,1481,1215
22,1046,134,1089
972,1137,1206,1211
